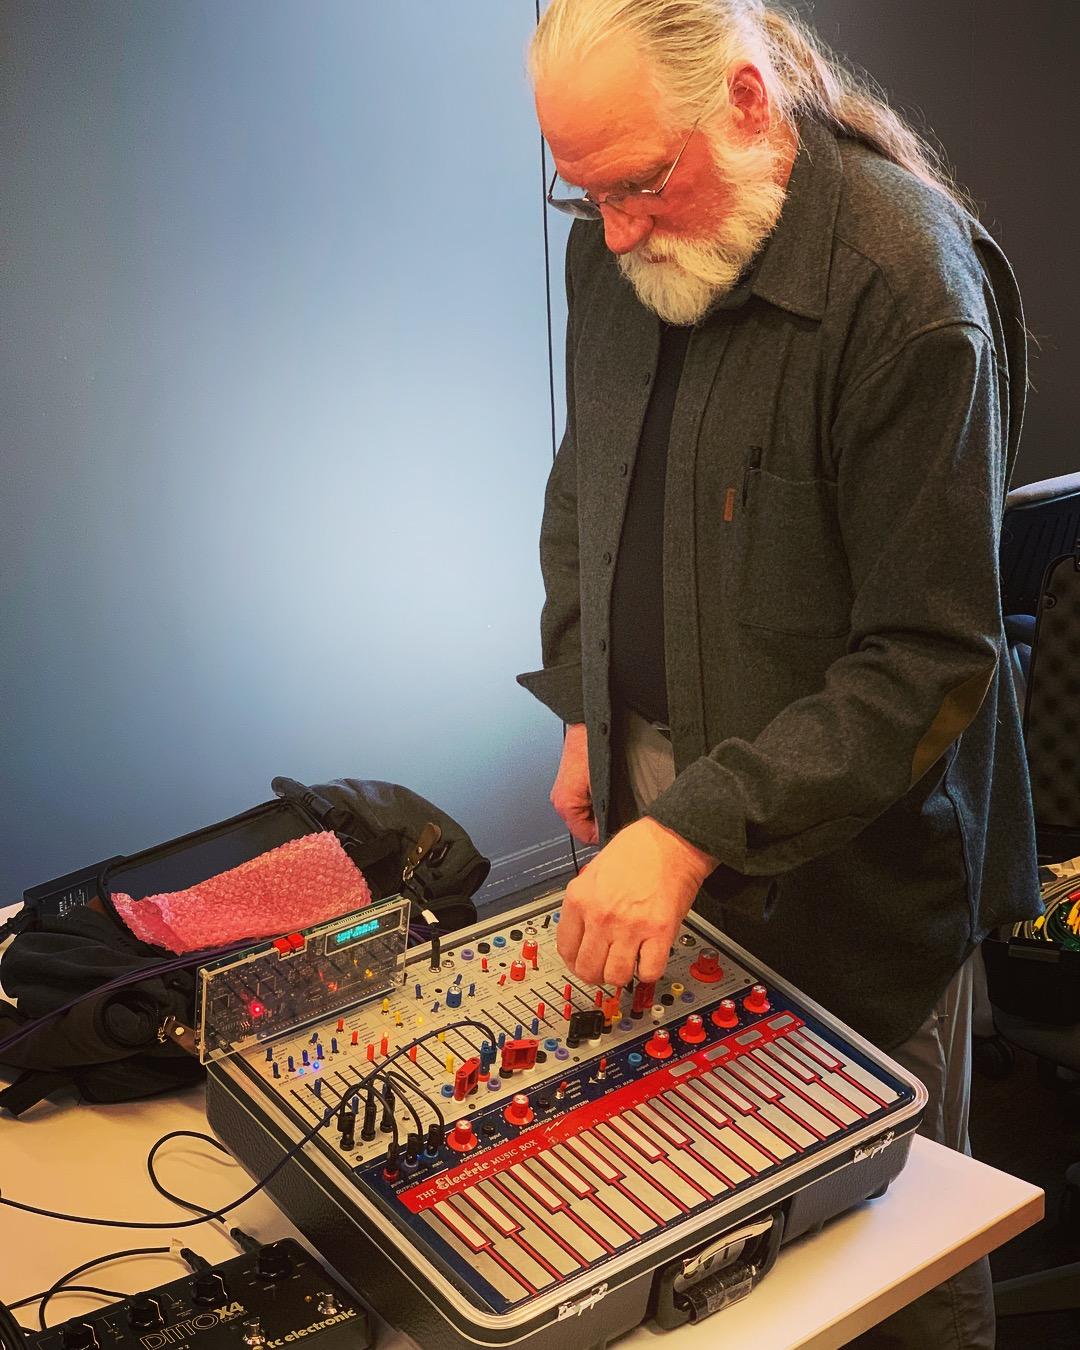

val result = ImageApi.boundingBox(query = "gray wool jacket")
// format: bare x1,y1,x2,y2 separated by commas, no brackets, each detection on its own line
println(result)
518,118,1042,1051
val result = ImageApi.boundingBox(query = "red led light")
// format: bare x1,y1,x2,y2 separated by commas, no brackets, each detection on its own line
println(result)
249,1001,265,1018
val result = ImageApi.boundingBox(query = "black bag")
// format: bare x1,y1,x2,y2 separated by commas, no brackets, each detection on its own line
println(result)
0,778,490,1114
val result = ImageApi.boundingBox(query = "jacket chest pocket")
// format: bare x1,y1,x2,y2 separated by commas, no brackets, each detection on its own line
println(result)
735,459,852,638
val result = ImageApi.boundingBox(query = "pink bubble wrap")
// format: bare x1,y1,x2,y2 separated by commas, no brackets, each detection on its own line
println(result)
111,831,372,953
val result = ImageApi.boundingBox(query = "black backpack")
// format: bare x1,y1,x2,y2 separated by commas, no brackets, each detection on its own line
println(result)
0,778,489,1114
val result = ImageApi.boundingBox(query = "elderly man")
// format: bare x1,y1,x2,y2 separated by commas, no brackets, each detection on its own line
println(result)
517,1,1042,1346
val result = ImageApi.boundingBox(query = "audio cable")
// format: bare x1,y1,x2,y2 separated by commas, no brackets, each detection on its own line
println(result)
0,1019,499,1232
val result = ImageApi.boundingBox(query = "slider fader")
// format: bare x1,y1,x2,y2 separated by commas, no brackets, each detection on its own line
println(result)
207,891,927,1350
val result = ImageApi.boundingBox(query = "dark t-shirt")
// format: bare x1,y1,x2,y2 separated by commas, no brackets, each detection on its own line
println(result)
609,321,692,725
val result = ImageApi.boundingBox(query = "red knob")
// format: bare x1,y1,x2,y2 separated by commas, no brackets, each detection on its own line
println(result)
447,1118,477,1152
510,960,527,982
522,939,538,966
743,983,770,1015
645,1029,674,1060
711,998,739,1029
503,1093,534,1127
690,948,723,983
678,1013,707,1044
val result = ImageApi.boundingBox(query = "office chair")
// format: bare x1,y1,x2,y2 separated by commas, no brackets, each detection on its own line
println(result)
978,472,1080,1317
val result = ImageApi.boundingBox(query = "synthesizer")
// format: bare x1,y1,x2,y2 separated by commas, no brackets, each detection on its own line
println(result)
207,893,926,1350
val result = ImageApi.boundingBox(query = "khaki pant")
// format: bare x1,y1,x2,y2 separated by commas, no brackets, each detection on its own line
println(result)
622,708,994,1350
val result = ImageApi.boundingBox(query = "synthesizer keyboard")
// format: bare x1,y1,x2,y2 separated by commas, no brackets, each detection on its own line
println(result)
207,892,926,1349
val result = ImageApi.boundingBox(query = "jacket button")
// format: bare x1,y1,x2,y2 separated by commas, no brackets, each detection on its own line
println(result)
599,721,609,736
602,550,612,565
598,638,606,653
619,462,628,477
642,371,652,387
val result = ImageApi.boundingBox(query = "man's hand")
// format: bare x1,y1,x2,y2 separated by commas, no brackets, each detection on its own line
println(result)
557,817,718,987
550,722,599,845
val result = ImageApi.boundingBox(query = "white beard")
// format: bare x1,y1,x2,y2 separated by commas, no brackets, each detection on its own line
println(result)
617,129,788,326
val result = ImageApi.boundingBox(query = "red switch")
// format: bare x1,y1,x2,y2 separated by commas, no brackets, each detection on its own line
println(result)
503,1094,534,1127
522,939,538,967
743,984,770,1015
272,938,291,955
689,948,723,983
711,998,739,1029
631,980,656,1018
447,1118,477,1152
510,960,527,982
679,1013,707,1044
645,1029,674,1060
454,1057,480,1101
286,933,305,952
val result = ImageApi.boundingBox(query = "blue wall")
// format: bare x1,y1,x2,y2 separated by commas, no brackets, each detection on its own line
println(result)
2,2,566,897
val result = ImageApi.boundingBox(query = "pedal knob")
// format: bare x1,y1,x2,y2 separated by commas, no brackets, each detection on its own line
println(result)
510,960,527,982
447,1118,478,1152
711,998,739,1029
743,983,770,1015
61,1324,98,1350
192,1271,228,1306
522,938,539,966
689,948,723,982
128,1300,163,1332
256,1241,293,1282
678,1013,707,1044
644,1028,674,1059
504,1093,534,1127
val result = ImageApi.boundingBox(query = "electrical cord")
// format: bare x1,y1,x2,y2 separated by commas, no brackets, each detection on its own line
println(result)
34,1249,173,1331
1,1298,29,1348
146,1130,234,1219
0,1019,498,1232
6,1289,124,1314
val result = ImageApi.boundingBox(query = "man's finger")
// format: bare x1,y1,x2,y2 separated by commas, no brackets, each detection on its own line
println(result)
556,897,585,971
602,936,640,990
574,926,611,986
637,933,674,984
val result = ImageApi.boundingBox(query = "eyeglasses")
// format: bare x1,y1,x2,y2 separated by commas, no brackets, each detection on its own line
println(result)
546,121,699,220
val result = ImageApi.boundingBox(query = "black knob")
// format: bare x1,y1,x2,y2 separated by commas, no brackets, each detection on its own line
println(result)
61,1324,98,1350
256,1241,293,1282
128,1299,163,1331
191,1271,228,1306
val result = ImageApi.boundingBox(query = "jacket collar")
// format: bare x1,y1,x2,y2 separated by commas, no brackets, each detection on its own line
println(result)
748,118,844,321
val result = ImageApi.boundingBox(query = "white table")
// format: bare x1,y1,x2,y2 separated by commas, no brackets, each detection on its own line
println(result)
0,1079,1043,1349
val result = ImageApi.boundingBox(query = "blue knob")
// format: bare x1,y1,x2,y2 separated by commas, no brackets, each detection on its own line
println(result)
493,935,507,948
543,1037,560,1052
446,988,462,1009
628,1052,644,1068
440,1084,454,1098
